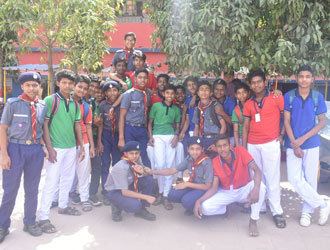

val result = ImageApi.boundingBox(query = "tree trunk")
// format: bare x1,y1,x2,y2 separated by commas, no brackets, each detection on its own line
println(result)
72,64,78,74
47,46,55,95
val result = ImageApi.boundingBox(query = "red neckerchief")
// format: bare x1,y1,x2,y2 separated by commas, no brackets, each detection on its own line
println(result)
123,47,134,61
106,98,116,136
18,93,38,143
189,153,209,182
122,156,138,192
133,86,148,121
197,99,214,136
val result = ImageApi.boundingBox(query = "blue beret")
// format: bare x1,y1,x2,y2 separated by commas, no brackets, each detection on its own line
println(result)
18,72,41,85
122,141,141,152
187,136,203,148
103,80,120,91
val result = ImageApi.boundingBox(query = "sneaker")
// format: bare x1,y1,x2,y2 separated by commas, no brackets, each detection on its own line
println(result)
300,212,312,227
319,200,330,225
153,194,163,206
111,205,122,222
163,197,173,210
0,228,9,243
23,223,42,236
70,192,81,205
89,195,102,207
135,208,156,221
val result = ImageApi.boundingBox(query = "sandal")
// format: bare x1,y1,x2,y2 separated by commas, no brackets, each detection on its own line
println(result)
82,201,93,212
163,197,173,210
38,220,57,234
273,214,286,228
58,206,81,216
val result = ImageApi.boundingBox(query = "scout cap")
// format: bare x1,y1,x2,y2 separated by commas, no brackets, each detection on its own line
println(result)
122,141,141,152
18,72,41,85
102,81,120,91
132,50,146,61
187,136,203,148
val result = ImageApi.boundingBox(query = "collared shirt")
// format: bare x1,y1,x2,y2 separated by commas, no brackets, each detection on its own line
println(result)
176,156,213,184
78,101,92,145
120,88,150,124
125,71,157,90
98,99,120,133
232,102,244,137
1,97,47,141
284,89,327,149
104,158,143,191
149,101,181,135
219,95,236,137
150,91,165,108
243,90,284,144
111,49,141,72
192,99,223,135
213,146,254,190
185,96,198,132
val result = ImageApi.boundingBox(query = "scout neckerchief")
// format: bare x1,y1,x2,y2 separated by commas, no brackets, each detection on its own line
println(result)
189,153,209,182
18,93,38,143
133,86,148,121
123,47,134,61
121,156,139,192
197,99,214,136
219,150,235,190
106,98,116,136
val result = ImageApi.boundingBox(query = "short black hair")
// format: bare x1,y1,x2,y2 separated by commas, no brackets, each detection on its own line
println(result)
234,81,250,93
184,76,199,86
88,74,101,84
55,69,75,82
114,57,128,67
157,74,170,83
197,81,211,92
213,79,227,90
133,50,146,61
163,84,176,92
175,85,185,93
135,68,149,77
248,69,266,83
75,74,91,87
214,134,230,145
124,32,136,41
224,71,234,76
297,65,313,76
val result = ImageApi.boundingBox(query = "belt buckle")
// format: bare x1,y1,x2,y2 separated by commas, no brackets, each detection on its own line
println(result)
26,140,32,145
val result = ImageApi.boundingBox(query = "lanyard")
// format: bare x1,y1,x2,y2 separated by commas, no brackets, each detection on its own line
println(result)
253,96,266,114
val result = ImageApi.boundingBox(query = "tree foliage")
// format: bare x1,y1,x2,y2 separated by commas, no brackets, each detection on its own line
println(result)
147,0,330,78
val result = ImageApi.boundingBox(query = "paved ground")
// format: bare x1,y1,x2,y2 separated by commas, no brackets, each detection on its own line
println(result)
1,160,330,250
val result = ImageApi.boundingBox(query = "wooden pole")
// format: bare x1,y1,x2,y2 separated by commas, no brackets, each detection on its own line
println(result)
4,70,6,103
275,76,278,90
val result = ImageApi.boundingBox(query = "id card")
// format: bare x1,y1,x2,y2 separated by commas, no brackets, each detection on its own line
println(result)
255,113,261,122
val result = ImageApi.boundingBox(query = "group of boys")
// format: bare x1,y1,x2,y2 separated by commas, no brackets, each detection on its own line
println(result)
0,32,329,243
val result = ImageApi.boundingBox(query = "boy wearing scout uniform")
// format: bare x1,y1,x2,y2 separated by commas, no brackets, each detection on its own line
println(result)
0,72,48,242
104,141,156,222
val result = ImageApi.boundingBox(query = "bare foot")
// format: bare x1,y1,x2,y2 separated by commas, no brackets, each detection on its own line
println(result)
249,219,259,237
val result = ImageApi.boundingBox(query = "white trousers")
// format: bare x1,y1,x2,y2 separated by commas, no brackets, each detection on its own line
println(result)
39,147,77,220
202,181,266,220
287,147,324,213
247,139,283,216
175,142,184,178
75,143,90,202
153,135,176,197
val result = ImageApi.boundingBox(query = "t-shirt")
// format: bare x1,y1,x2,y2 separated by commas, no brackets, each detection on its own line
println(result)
243,91,283,144
45,92,81,149
149,101,181,135
111,49,141,72
232,103,244,137
284,89,327,149
184,96,198,132
219,95,236,137
126,71,157,90
150,91,164,108
78,102,92,145
176,156,213,184
90,100,99,137
213,146,254,190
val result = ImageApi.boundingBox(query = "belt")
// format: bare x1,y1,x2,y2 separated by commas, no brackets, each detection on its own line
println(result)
125,122,144,127
9,138,40,145
203,134,217,138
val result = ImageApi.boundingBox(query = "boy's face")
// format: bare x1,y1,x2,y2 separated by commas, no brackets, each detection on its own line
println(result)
235,88,249,103
215,139,232,158
213,84,226,100
124,35,136,49
56,77,74,96
21,81,40,100
115,61,127,75
164,89,175,103
250,76,266,95
157,77,167,91
224,74,234,84
133,57,145,69
297,70,313,89
186,81,197,95
106,87,120,101
187,144,203,161
88,81,99,98
95,88,104,102
176,88,186,103
124,150,141,163
135,72,148,89
74,82,89,99
197,84,211,100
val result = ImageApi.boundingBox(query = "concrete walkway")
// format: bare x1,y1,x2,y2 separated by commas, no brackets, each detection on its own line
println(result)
1,161,330,250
